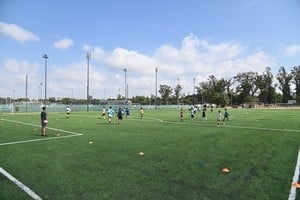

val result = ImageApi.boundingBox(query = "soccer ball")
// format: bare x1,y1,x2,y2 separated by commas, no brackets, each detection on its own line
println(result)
43,120,48,124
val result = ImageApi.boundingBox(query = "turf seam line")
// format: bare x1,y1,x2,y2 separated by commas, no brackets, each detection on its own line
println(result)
288,148,300,200
0,167,42,200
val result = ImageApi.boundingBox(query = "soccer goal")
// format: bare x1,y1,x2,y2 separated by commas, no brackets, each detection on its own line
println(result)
11,101,43,113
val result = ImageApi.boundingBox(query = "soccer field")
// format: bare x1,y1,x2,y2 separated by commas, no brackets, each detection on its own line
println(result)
0,108,299,200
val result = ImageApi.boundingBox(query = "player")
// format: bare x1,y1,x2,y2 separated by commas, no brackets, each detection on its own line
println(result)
66,106,71,119
217,110,223,126
117,107,123,124
107,106,114,124
140,107,144,119
202,109,207,121
190,106,195,120
125,107,130,117
40,106,48,136
180,108,184,122
102,106,106,119
224,108,229,121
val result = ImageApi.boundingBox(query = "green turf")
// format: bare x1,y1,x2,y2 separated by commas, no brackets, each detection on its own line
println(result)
0,108,299,200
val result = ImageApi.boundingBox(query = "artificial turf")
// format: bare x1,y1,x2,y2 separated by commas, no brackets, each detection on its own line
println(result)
0,108,299,199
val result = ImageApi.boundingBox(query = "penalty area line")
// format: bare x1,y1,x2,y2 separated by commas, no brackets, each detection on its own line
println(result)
2,119,82,136
0,119,83,146
0,134,82,146
288,148,300,200
0,167,42,200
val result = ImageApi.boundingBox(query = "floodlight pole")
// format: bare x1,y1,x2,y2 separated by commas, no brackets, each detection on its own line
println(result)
26,74,28,113
201,82,204,105
155,67,158,109
43,54,48,103
177,78,180,106
274,83,277,109
39,82,43,100
123,68,127,101
193,78,196,105
87,52,91,112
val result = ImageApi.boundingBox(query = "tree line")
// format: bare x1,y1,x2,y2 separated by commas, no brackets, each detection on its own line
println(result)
1,66,299,106
157,65,300,106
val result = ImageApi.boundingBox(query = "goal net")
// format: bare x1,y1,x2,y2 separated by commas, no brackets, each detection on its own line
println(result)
11,101,43,113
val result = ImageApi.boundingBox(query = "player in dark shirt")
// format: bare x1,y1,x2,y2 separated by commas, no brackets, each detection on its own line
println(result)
117,107,123,124
40,106,48,136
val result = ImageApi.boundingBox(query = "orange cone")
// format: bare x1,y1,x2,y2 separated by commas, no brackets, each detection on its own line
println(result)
222,168,230,173
293,182,300,188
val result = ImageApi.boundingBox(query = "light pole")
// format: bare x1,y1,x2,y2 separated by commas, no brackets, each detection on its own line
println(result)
274,83,278,108
155,67,158,109
87,52,91,112
193,78,196,105
39,82,43,100
43,54,48,103
177,78,180,106
201,82,204,105
25,74,28,100
123,68,127,101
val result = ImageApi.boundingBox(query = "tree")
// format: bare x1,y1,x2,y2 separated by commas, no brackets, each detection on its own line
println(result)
131,96,150,105
276,66,292,103
256,67,275,103
61,97,73,105
234,72,259,104
196,75,231,106
291,65,300,104
174,84,182,105
158,84,173,105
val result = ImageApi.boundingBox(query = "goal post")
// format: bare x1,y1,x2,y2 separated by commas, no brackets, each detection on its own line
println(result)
11,101,43,113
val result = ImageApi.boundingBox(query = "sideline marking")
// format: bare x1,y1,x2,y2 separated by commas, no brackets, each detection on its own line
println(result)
0,167,42,200
288,149,300,200
0,119,83,146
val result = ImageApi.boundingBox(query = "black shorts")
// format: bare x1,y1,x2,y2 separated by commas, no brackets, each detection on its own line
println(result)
41,122,47,128
118,116,123,120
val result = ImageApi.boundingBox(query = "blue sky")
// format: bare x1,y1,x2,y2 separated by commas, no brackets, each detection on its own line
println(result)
1,0,300,100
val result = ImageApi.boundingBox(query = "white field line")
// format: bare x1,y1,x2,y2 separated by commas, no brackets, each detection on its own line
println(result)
131,117,300,133
0,167,42,200
288,149,300,200
61,114,98,118
0,119,83,146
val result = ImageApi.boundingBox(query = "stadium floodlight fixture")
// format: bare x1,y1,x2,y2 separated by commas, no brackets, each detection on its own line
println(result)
43,54,48,103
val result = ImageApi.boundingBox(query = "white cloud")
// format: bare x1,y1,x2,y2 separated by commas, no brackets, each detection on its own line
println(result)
4,58,39,74
92,47,106,59
282,44,300,56
73,35,274,98
82,44,92,52
0,35,276,99
0,59,40,98
0,21,40,43
103,47,157,75
53,38,74,50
